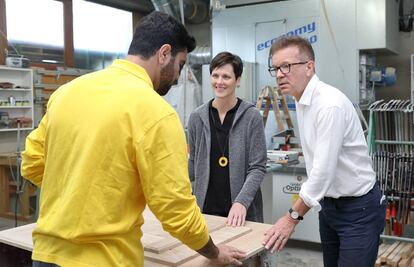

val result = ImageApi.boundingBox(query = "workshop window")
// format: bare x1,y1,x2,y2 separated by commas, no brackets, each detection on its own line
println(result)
73,0,133,70
5,0,64,65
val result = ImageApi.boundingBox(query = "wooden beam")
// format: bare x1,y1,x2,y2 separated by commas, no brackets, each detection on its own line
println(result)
30,62,58,70
63,0,74,67
0,0,7,65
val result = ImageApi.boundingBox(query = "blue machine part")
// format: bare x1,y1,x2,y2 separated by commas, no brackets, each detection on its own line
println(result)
370,67,396,86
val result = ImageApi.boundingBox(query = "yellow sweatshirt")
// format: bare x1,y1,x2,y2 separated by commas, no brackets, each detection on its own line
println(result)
21,59,209,267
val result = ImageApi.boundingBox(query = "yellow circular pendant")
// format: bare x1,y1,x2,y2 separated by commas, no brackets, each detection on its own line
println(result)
218,156,228,167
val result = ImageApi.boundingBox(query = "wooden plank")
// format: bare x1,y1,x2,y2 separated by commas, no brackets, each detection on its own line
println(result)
271,91,284,132
144,226,252,266
277,87,294,129
399,258,410,267
0,214,272,267
142,210,226,253
374,258,382,267
210,226,252,246
376,244,390,267
388,242,407,266
263,98,271,126
0,0,7,65
0,223,34,251
41,75,77,85
203,214,228,232
381,242,400,263
63,0,74,67
399,249,414,267
20,183,36,218
142,232,179,253
0,154,36,221
378,244,390,257
0,165,10,217
401,243,414,259
391,253,402,267
179,220,272,267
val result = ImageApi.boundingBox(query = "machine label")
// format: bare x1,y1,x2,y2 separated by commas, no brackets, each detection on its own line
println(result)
282,182,302,194
257,21,317,51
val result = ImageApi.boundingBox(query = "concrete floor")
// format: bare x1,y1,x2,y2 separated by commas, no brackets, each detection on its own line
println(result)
274,240,323,267
0,218,13,231
0,217,30,231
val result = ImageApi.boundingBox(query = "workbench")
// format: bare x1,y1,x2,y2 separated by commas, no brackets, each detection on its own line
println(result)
0,154,36,221
0,209,273,266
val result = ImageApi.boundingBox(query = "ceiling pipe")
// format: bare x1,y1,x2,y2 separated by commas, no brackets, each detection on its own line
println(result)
151,0,208,24
151,0,181,20
188,45,211,65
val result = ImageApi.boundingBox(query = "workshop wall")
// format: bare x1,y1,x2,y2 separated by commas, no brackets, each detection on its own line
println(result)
376,31,414,101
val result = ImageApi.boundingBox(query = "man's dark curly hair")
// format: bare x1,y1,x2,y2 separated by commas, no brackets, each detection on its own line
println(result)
128,11,196,59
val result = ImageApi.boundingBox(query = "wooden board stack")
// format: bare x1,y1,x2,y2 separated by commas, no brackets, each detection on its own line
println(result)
142,213,227,253
375,242,414,267
141,209,253,266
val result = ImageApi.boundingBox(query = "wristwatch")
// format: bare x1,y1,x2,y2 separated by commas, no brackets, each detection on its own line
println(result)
288,208,303,221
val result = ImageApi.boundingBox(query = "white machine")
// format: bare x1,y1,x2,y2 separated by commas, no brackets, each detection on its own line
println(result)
262,169,321,243
210,0,398,104
211,0,399,243
267,150,299,164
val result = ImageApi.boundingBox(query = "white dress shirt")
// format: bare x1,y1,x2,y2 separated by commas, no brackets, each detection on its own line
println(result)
296,75,376,212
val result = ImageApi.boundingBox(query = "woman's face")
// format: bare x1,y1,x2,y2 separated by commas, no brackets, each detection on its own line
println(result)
210,63,240,99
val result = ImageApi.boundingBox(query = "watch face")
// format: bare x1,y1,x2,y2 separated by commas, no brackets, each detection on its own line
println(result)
291,211,299,219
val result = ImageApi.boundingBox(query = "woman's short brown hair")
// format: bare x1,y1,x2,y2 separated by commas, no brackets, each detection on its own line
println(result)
210,52,243,79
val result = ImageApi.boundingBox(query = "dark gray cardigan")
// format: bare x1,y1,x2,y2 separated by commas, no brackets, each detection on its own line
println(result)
187,100,267,222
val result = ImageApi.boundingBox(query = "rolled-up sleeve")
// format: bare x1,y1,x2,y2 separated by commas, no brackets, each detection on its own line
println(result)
21,113,48,187
299,106,345,211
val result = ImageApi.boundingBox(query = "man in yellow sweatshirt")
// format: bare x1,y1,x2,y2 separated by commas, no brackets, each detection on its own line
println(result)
22,11,246,267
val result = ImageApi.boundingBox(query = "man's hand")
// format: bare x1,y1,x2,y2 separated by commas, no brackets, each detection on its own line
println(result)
227,202,247,227
211,244,246,266
262,214,298,253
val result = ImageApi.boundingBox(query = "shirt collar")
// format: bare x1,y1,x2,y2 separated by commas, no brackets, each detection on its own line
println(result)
297,74,319,106
109,59,154,88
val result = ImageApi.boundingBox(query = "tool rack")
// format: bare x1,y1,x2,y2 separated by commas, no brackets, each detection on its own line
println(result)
367,100,414,243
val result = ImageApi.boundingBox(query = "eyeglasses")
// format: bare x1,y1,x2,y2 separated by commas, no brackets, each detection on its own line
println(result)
268,61,308,77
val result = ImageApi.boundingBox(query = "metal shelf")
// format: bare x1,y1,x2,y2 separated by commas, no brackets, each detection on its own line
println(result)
411,54,413,104
386,195,414,200
0,127,33,132
0,89,32,92
375,140,414,145
0,68,34,128
368,107,414,244
0,106,33,109
381,235,414,244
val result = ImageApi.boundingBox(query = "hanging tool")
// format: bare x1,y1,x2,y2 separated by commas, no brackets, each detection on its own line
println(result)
368,100,414,237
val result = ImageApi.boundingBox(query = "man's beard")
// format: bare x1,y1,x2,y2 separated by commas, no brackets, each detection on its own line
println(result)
156,59,177,96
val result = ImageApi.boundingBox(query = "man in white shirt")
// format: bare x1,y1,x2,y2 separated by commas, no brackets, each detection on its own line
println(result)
262,36,386,266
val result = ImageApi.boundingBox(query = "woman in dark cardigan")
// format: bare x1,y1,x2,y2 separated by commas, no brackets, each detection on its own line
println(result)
188,51,267,225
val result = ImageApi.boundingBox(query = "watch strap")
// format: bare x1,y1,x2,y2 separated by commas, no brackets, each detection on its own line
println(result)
289,208,304,220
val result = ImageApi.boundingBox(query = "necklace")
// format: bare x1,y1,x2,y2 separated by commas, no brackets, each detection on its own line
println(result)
209,107,230,167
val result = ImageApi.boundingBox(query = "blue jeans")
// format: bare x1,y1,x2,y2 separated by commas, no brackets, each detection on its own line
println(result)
32,261,60,267
319,184,386,267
